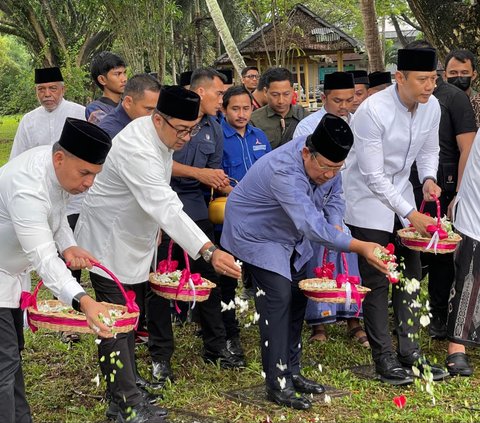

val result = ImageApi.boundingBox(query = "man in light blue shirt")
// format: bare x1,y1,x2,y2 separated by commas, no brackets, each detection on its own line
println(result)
221,114,388,410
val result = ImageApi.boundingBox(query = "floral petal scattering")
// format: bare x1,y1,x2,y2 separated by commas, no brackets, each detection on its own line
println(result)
393,395,407,409
374,243,400,283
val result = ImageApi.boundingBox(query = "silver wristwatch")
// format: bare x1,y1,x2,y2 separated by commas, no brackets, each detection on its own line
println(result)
201,245,218,263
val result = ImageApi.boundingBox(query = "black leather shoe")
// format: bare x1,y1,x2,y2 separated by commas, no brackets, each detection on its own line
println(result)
202,347,246,369
375,353,413,385
398,351,449,381
116,402,167,423
292,374,325,394
429,315,447,340
106,390,162,420
152,360,175,385
226,336,245,360
266,386,311,410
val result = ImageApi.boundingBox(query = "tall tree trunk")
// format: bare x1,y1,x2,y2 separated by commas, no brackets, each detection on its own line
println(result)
157,0,166,83
193,0,203,68
359,0,384,72
204,0,246,75
170,17,177,84
407,0,480,66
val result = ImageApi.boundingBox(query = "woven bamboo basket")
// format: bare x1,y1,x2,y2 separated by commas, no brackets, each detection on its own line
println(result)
397,196,461,254
149,273,216,302
24,263,139,334
149,239,216,303
299,250,370,304
299,278,370,303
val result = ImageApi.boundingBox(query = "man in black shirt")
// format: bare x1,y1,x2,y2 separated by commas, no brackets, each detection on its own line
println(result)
411,73,477,340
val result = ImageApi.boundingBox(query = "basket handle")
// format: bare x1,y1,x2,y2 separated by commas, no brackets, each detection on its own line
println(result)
419,194,441,227
61,261,140,314
209,177,239,202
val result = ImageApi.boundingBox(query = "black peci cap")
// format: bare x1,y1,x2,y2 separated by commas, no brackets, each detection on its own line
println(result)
324,72,355,90
58,118,112,165
35,67,64,84
308,113,354,163
156,86,201,121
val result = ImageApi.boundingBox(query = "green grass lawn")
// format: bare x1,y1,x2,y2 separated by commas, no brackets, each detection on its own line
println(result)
22,275,480,423
0,114,19,164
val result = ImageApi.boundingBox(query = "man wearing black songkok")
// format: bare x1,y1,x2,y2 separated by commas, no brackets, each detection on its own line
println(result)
344,41,450,385
75,86,241,423
0,118,114,422
221,113,390,409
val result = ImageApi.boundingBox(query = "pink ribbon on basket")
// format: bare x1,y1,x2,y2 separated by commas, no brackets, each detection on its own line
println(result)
335,252,362,317
173,265,203,314
335,273,362,316
157,259,179,273
314,262,335,279
20,290,38,332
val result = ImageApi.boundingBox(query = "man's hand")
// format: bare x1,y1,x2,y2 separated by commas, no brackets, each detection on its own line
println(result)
422,179,441,202
196,168,230,189
211,250,242,279
349,240,390,274
407,210,437,238
63,246,98,270
79,295,113,338
447,196,456,220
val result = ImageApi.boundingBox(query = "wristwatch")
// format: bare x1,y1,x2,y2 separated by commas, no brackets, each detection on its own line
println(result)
201,245,218,263
72,292,88,312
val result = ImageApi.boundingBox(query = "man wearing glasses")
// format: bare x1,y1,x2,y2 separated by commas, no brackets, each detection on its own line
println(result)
241,66,260,93
75,86,241,423
147,68,246,391
221,113,389,410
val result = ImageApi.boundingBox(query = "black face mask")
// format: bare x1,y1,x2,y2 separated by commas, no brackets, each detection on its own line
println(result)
447,76,472,91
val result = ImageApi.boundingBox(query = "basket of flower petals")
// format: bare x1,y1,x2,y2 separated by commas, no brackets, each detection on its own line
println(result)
299,250,370,313
149,240,216,308
397,195,461,254
21,262,139,334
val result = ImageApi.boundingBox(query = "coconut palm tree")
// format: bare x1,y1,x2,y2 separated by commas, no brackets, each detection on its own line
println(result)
204,0,246,75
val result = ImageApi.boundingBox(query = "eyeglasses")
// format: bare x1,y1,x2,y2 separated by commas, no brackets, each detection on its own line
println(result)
160,114,201,139
245,74,260,80
311,153,343,173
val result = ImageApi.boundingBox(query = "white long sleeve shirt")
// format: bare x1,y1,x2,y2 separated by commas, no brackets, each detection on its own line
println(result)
0,146,84,308
9,98,86,216
10,99,86,159
455,130,480,242
344,84,440,232
293,107,352,138
74,116,210,285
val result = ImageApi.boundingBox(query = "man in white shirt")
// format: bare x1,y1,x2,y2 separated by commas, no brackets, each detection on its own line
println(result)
9,67,87,339
343,42,449,385
75,86,241,423
0,118,114,423
293,72,355,138
9,67,85,159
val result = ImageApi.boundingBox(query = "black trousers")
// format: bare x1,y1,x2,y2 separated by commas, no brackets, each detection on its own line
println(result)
412,186,456,323
66,214,82,284
243,261,307,390
349,224,421,362
0,308,32,423
147,219,226,361
90,272,143,409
